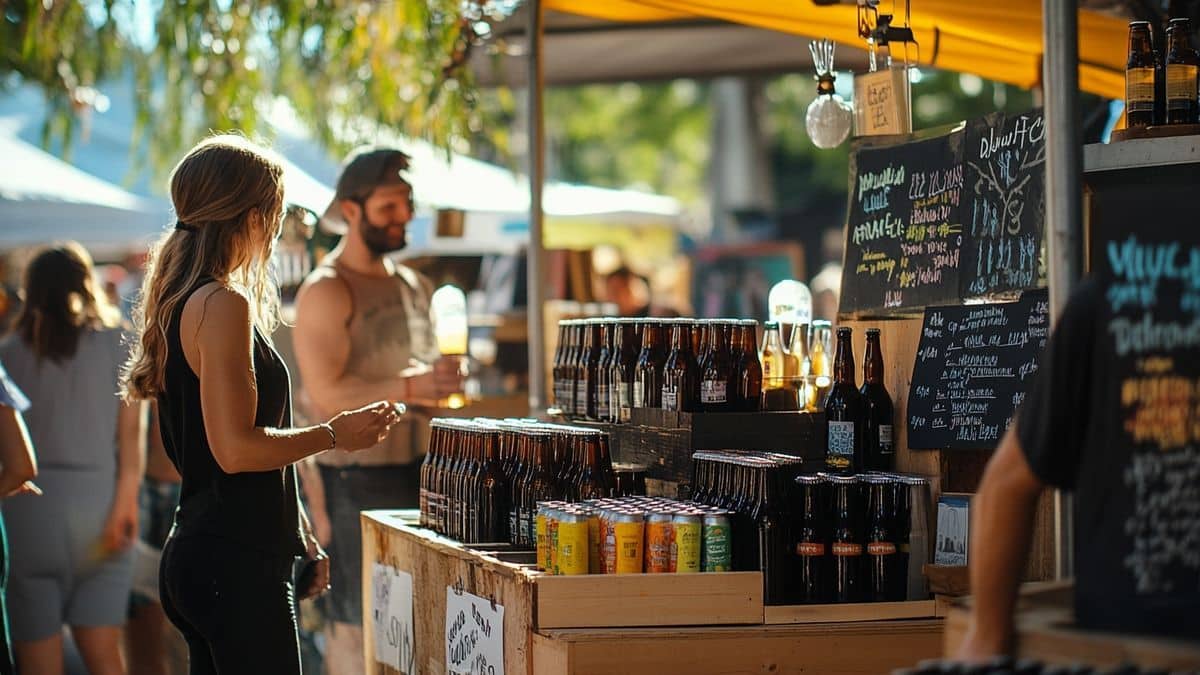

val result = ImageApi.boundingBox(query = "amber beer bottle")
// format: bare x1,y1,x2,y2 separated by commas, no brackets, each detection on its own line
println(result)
477,426,509,543
753,467,787,605
579,320,601,419
1127,21,1158,128
1166,18,1199,124
735,320,763,412
523,431,558,546
662,320,699,412
612,319,639,423
551,322,568,410
830,475,864,603
865,477,898,603
700,321,736,412
595,321,616,422
824,327,865,474
794,475,830,604
634,320,666,409
860,328,895,472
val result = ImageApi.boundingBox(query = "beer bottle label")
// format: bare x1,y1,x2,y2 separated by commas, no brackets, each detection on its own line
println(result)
633,379,645,408
596,384,610,419
662,385,679,410
1167,64,1198,110
828,420,856,458
832,542,863,556
700,380,728,404
879,424,894,453
867,541,898,555
797,542,826,556
619,385,632,421
576,374,590,415
1127,66,1156,113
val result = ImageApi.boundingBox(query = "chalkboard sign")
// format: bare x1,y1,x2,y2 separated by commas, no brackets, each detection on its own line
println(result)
906,289,1048,450
839,130,966,315
960,110,1046,298
1087,169,1200,602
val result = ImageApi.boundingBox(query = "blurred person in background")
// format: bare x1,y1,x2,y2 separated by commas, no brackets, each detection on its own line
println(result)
0,358,40,675
604,266,652,317
0,242,145,675
293,146,463,674
123,403,186,675
120,135,402,674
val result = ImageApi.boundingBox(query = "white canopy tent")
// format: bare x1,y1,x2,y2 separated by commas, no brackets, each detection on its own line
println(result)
0,120,169,253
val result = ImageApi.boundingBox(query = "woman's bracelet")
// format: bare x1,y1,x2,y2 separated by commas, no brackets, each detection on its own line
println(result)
319,422,336,450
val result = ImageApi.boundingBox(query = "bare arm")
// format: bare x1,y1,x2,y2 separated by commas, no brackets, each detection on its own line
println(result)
958,423,1046,659
116,399,147,500
293,274,407,414
190,285,398,474
0,405,36,497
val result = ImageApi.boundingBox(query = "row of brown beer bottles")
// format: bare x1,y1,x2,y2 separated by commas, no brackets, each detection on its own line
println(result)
1127,18,1199,127
824,327,895,474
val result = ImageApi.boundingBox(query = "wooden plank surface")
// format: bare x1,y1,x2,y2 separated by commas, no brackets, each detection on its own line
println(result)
535,571,763,629
362,511,537,675
535,620,944,675
762,599,936,625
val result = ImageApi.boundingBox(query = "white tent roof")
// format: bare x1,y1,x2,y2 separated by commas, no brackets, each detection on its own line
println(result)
0,119,169,250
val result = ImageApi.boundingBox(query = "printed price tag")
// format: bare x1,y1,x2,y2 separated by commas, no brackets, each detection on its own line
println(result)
446,587,505,675
371,564,415,673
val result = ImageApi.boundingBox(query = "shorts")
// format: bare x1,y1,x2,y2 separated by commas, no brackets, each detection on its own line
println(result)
5,468,134,641
319,463,419,625
130,478,181,609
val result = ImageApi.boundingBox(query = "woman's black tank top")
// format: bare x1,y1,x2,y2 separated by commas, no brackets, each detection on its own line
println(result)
157,277,305,557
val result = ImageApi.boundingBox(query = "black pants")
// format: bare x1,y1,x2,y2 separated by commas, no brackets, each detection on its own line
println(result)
319,463,420,624
160,534,300,674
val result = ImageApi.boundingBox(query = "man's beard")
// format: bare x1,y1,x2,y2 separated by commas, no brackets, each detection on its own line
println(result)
359,218,407,257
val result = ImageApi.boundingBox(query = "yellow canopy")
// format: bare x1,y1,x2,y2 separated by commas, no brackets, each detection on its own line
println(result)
544,0,1128,99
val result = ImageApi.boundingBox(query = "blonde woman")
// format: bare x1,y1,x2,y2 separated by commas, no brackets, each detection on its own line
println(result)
1,243,143,675
122,135,401,674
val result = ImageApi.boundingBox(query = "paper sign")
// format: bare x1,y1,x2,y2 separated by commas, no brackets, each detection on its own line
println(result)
371,564,415,673
854,66,912,136
445,587,505,675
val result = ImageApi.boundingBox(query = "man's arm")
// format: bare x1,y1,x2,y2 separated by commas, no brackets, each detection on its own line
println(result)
957,423,1046,659
293,273,408,414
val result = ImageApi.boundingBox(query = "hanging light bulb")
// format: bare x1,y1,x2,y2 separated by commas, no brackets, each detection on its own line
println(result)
805,39,854,149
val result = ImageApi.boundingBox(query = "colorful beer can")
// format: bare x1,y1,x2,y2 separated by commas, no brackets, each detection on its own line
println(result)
702,512,732,572
671,512,702,574
644,511,674,573
556,512,590,576
614,511,645,574
586,509,602,575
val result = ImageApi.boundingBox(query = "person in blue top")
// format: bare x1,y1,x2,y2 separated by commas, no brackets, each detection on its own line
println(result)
0,358,38,675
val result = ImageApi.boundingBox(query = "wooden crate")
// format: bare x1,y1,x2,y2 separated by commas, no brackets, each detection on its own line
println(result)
532,620,944,675
364,510,946,675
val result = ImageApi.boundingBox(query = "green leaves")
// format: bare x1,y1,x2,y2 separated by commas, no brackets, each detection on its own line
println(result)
2,0,492,176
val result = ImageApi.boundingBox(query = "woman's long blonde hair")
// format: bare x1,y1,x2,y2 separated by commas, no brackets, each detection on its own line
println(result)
15,241,121,363
121,134,285,401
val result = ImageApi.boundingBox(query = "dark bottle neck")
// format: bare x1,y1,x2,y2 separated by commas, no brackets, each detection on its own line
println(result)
742,324,759,355
834,329,856,385
1168,25,1192,58
670,323,690,354
864,331,884,385
1129,26,1156,66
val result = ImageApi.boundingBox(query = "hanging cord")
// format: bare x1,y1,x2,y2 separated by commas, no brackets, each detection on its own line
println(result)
809,39,838,96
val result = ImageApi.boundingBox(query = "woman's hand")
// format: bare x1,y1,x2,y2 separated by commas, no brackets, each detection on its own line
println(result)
299,531,331,600
3,481,41,498
329,401,404,452
101,489,139,553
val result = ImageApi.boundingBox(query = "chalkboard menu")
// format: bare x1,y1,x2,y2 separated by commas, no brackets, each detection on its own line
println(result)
839,131,965,315
961,110,1046,298
839,109,1046,316
1087,170,1200,603
906,289,1048,450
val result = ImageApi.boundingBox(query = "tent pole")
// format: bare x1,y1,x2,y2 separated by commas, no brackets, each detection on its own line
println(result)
526,0,548,414
1042,0,1081,580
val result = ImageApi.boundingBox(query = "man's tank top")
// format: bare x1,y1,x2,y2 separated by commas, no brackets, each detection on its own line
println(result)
312,261,438,467
157,278,304,556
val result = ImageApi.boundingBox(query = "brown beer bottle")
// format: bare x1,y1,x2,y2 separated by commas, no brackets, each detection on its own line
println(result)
735,320,763,412
580,320,601,419
662,319,699,412
612,319,639,423
595,321,616,422
523,431,558,545
860,328,895,472
824,327,866,474
576,432,607,500
700,321,736,412
634,319,666,409
1166,18,1199,124
552,322,568,410
478,426,509,543
1127,21,1158,127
